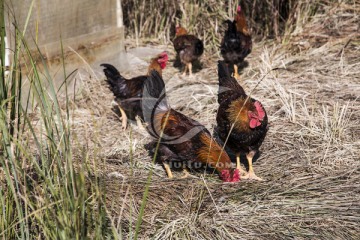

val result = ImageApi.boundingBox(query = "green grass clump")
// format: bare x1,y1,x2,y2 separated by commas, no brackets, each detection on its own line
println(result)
0,2,114,239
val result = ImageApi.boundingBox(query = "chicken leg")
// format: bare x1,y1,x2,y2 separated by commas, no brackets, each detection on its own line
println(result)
243,151,263,181
163,162,174,179
233,64,240,81
117,105,128,130
182,63,188,76
188,62,193,77
235,153,247,176
111,100,128,130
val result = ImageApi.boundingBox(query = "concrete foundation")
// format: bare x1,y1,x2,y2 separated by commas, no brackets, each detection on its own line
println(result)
5,0,124,60
4,0,126,107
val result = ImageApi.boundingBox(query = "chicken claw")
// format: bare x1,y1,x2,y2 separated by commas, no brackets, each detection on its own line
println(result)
180,167,190,179
242,171,263,181
135,115,146,131
244,151,263,181
236,153,247,176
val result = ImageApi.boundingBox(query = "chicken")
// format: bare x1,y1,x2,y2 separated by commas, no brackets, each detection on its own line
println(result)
220,5,252,80
101,51,168,129
143,70,239,182
173,26,204,76
215,61,268,181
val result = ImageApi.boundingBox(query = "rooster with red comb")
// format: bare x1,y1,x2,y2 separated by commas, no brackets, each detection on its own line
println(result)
215,61,268,181
101,51,168,129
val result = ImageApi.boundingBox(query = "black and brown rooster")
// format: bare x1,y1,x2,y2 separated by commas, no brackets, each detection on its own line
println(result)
216,61,268,181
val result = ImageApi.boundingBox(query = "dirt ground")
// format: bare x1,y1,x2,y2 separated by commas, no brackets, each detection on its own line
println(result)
62,18,360,238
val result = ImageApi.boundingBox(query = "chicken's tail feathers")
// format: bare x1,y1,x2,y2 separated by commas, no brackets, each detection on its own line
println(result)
143,70,169,108
217,60,233,80
195,39,204,56
101,63,123,81
142,70,170,131
217,61,246,101
224,19,233,25
223,19,237,34
100,63,126,95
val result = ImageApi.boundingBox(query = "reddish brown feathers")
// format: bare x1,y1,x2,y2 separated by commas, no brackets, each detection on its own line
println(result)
235,5,250,36
175,27,188,36
197,133,233,173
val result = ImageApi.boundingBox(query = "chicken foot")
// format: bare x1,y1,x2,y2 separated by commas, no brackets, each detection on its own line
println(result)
236,153,247,176
182,62,193,77
135,115,146,131
242,151,263,181
180,167,190,179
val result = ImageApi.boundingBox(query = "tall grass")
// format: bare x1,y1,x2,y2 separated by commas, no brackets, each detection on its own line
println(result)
0,3,113,239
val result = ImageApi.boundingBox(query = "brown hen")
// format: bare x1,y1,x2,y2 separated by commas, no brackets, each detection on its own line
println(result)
173,27,204,76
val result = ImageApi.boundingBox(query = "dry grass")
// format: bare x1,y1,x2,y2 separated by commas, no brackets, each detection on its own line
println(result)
28,1,360,239
121,0,298,53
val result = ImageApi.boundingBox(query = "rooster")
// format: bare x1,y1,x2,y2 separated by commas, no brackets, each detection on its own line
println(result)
101,51,168,129
220,4,252,80
216,61,268,181
143,70,239,182
173,26,204,76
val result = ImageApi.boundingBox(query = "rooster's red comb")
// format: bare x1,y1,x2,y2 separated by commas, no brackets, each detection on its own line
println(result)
220,169,240,182
237,5,241,13
254,101,265,120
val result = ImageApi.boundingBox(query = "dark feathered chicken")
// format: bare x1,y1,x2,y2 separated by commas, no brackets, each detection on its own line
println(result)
101,51,168,129
143,70,239,182
173,27,204,76
220,5,252,80
216,61,268,180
